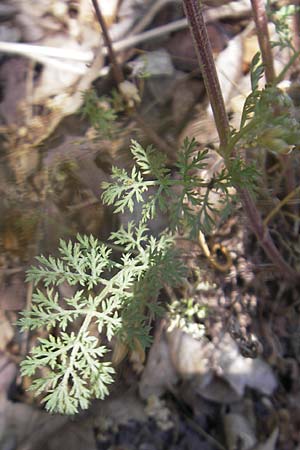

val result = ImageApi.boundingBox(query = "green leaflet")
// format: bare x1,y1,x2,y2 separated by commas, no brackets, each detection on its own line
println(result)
20,226,184,414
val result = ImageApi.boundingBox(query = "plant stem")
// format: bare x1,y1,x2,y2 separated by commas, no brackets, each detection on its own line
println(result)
250,0,275,84
182,0,230,152
183,0,299,281
276,49,300,84
292,1,300,56
254,0,298,224
91,0,174,156
91,0,124,85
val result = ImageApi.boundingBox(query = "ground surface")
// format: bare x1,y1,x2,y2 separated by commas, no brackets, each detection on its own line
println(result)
0,1,300,449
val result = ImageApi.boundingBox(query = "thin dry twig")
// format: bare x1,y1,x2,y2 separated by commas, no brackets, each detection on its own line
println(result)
90,0,174,156
91,0,124,85
0,0,252,69
263,186,300,227
0,41,93,61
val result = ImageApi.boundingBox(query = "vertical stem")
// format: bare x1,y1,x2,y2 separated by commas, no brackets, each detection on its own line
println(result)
183,0,299,281
91,0,173,156
250,0,275,84
91,0,124,85
182,0,230,151
293,1,300,51
253,1,298,221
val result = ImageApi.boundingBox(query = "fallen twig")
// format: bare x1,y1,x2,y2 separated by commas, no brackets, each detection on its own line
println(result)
91,0,174,156
0,0,252,69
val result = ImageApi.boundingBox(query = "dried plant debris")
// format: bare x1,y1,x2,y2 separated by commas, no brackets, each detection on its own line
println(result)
0,1,300,449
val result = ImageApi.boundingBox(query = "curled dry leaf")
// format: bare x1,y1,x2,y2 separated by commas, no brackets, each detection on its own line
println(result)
167,329,277,400
217,334,277,397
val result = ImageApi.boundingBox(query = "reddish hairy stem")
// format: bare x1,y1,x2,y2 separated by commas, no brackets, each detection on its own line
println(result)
293,1,300,51
183,0,299,281
250,0,275,84
182,0,230,151
292,1,300,76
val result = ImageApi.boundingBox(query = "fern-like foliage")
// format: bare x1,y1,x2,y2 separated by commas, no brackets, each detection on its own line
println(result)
227,52,300,157
19,227,185,414
102,138,256,235
102,139,229,237
21,66,273,415
267,1,299,53
21,135,252,415
81,89,117,138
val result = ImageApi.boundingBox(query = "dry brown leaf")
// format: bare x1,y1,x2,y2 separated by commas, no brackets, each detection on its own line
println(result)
99,0,119,26
242,32,260,73
139,331,178,399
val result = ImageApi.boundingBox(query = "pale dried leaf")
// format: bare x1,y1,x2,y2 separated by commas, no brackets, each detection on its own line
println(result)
217,334,277,396
109,0,154,41
188,375,241,404
139,332,178,399
167,328,212,377
32,36,85,103
167,330,277,399
208,33,243,117
99,0,119,26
